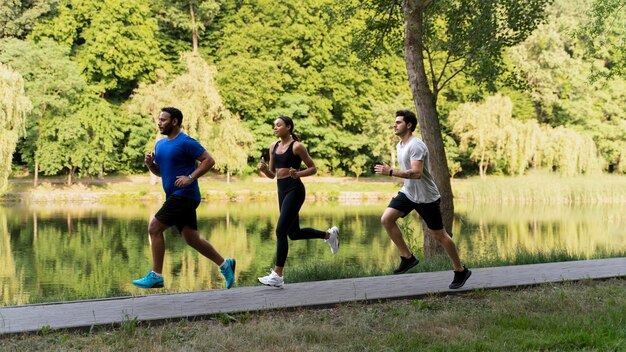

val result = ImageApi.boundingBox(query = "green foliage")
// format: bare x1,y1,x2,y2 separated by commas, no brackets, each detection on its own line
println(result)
207,112,255,181
508,0,626,173
120,314,139,336
0,0,57,39
214,0,412,175
118,112,156,173
450,94,603,177
1,0,622,179
31,0,164,97
0,64,31,192
126,52,256,177
0,38,86,179
153,0,220,54
34,94,123,181
583,0,626,79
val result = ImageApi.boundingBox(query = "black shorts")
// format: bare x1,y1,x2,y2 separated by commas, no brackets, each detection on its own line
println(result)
387,192,444,231
155,195,200,233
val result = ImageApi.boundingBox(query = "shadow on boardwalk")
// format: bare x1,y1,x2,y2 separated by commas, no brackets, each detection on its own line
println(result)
1,258,624,335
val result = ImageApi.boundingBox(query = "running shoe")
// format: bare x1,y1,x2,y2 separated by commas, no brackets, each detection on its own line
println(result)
220,258,236,289
325,226,339,254
257,269,284,288
393,255,419,274
132,271,164,288
449,266,472,289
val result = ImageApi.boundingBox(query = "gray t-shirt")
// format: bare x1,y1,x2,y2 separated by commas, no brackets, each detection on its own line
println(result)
397,135,440,203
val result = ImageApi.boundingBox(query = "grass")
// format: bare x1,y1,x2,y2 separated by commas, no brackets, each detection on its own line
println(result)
2,279,624,351
283,248,626,285
453,171,626,204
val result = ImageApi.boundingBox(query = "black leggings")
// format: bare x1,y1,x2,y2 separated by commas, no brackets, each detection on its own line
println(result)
275,177,326,267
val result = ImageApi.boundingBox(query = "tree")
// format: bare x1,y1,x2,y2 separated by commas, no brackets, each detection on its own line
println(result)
360,0,551,256
213,0,413,175
154,0,220,54
30,0,164,98
509,0,626,173
450,94,603,177
206,112,255,183
0,64,31,193
34,95,122,185
584,0,625,79
0,38,85,185
0,0,57,39
127,53,255,182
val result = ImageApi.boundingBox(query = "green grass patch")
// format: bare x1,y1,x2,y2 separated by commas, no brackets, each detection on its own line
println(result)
3,279,624,351
284,247,626,285
454,171,626,204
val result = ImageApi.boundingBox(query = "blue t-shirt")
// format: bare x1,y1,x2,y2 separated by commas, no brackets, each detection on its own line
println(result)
154,132,205,201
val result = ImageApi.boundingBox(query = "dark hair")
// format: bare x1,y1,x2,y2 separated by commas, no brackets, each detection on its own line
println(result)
396,110,417,132
277,115,300,141
161,107,184,126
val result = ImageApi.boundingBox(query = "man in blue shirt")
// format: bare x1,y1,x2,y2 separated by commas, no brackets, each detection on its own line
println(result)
132,107,236,289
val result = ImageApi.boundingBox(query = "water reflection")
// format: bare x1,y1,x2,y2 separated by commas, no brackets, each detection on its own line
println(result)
0,201,624,306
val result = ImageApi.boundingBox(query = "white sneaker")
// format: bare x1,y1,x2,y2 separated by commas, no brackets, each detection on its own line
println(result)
325,226,339,254
257,270,284,288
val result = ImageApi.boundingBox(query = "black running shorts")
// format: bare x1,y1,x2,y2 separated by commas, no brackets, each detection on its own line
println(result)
387,192,444,231
155,195,201,233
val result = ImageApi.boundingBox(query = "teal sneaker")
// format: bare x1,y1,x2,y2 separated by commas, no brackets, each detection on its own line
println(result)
132,271,164,288
220,258,236,289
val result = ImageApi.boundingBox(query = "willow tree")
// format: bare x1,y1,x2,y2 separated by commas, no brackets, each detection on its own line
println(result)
0,64,31,193
207,112,255,183
450,94,602,176
449,95,512,178
540,126,603,176
0,38,86,185
127,53,254,183
510,0,626,173
360,0,551,256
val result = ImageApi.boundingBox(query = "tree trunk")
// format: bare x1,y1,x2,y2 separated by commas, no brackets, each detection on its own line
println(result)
33,159,38,187
190,2,199,53
226,170,231,183
67,166,74,185
403,0,455,257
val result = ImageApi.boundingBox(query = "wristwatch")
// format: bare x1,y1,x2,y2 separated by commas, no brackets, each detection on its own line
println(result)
187,174,195,180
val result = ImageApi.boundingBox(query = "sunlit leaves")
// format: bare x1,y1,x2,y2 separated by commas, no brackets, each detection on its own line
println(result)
0,64,31,192
450,94,602,177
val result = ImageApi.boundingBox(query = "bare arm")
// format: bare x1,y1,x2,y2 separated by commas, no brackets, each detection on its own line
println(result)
375,160,423,179
174,151,215,188
258,142,277,179
290,142,317,178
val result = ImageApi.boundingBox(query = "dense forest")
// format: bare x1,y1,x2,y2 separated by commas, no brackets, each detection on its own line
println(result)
1,0,624,190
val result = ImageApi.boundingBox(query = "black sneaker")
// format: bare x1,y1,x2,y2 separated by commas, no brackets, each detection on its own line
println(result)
393,255,419,274
449,266,471,289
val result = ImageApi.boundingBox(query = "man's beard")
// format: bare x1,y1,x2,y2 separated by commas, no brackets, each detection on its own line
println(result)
160,125,173,135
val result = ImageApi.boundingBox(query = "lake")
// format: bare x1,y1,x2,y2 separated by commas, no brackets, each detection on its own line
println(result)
1,200,625,306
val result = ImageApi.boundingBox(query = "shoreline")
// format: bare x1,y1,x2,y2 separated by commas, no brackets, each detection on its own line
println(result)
2,176,399,203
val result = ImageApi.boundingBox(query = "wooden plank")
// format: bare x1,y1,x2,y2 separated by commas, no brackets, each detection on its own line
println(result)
1,258,624,335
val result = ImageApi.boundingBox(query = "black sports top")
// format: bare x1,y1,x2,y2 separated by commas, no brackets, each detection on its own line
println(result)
273,141,302,169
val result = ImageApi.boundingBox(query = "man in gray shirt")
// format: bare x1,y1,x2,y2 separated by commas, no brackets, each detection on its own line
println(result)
375,110,471,289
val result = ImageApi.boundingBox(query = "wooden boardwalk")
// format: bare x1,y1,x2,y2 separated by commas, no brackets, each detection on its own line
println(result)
1,258,624,335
